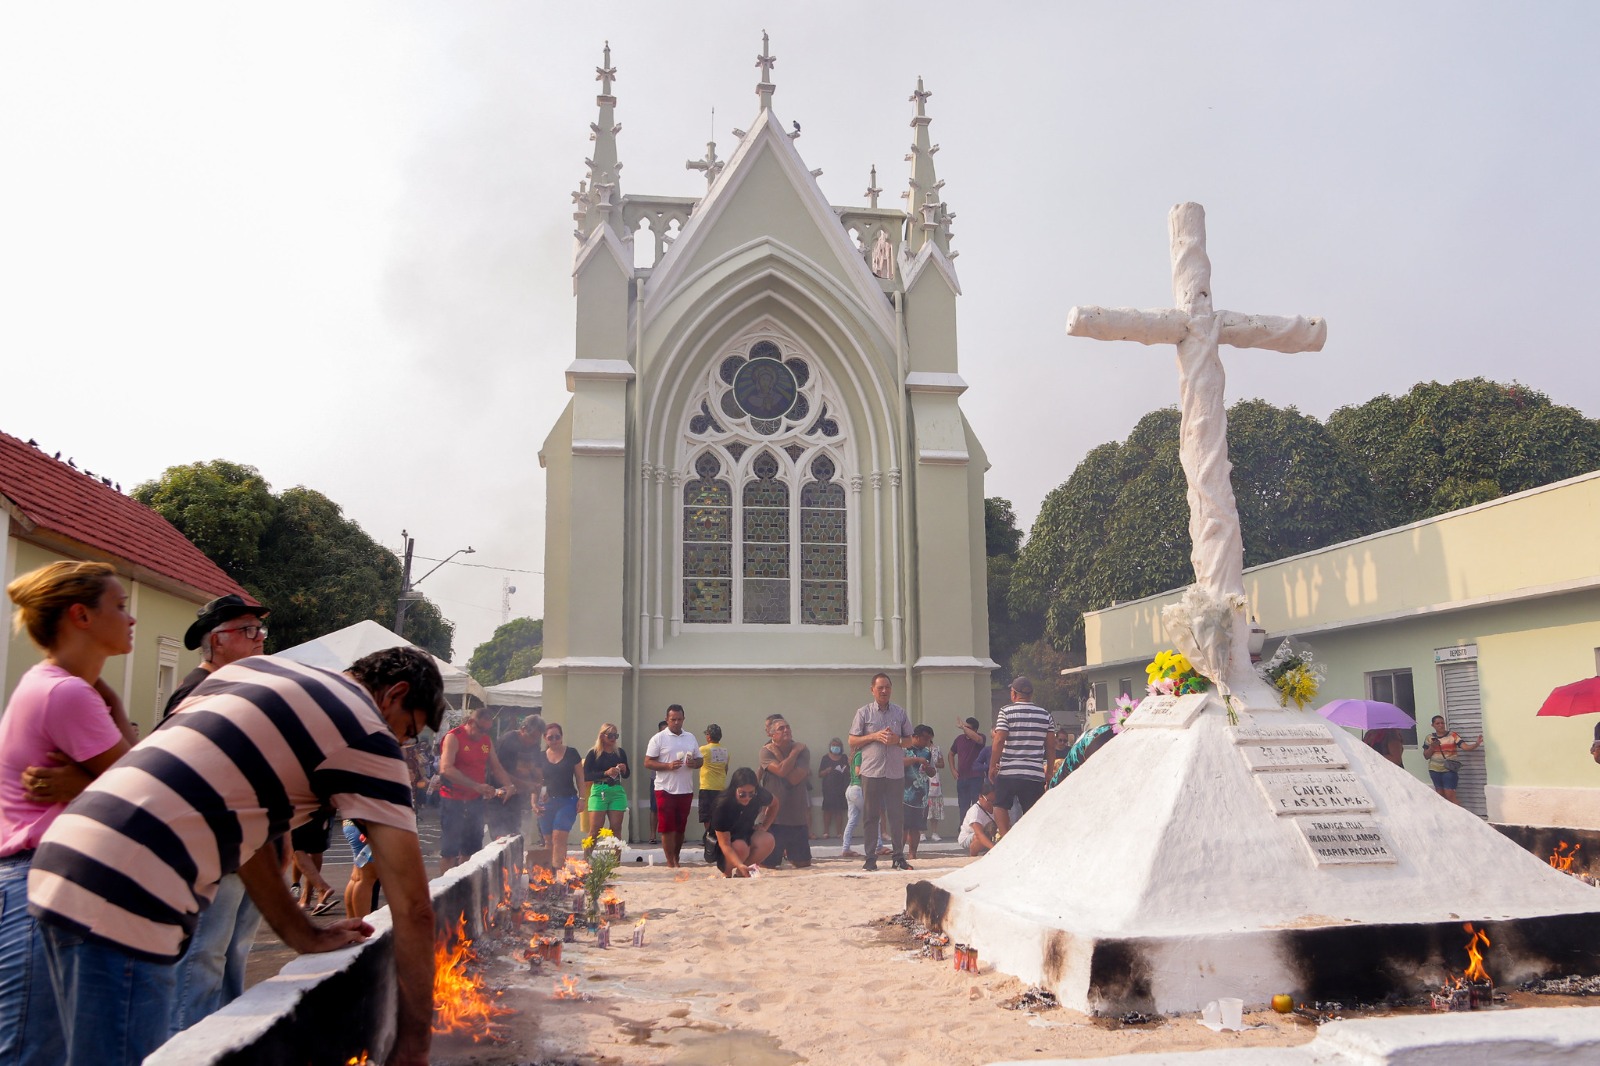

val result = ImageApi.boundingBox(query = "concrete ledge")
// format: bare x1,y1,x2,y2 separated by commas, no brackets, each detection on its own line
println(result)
1021,1006,1600,1064
148,835,525,1066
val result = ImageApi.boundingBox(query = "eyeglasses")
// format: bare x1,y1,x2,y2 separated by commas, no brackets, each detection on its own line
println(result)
402,710,427,742
217,624,268,640
602,731,620,739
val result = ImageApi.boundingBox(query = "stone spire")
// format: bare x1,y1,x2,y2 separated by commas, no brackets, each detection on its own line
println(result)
754,30,777,110
902,76,954,256
865,164,881,209
577,41,624,237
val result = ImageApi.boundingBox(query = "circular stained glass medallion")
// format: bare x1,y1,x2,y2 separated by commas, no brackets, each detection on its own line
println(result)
732,357,798,420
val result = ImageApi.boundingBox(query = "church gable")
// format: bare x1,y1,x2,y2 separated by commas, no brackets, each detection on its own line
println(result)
642,112,892,339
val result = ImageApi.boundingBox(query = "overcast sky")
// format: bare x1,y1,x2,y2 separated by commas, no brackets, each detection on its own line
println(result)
3,2,1596,665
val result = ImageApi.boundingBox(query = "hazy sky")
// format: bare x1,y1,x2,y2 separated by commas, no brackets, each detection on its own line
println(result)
3,3,1596,665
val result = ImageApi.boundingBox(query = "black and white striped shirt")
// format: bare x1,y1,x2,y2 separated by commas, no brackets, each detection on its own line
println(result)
995,701,1052,781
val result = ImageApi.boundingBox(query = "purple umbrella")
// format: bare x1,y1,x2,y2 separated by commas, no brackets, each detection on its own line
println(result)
1317,699,1416,730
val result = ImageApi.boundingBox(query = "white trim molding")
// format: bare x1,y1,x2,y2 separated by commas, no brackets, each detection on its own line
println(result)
904,372,968,395
918,449,969,466
536,656,633,675
913,655,1001,672
565,359,636,391
571,439,627,457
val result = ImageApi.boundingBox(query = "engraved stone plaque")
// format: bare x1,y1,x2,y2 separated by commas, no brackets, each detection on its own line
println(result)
1256,771,1375,815
1239,743,1348,771
1230,724,1335,745
1291,816,1397,866
1122,692,1209,730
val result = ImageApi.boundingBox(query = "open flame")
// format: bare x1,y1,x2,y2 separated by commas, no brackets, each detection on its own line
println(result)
531,865,555,888
346,1054,370,1065
1462,923,1492,984
553,975,583,999
433,913,510,1041
1550,841,1581,872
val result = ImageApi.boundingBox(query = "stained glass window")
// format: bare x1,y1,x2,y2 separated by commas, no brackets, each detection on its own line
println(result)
800,453,848,625
741,453,790,623
681,333,850,627
683,453,732,623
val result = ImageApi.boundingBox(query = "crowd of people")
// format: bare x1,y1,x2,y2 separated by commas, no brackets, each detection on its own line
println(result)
0,559,1100,1063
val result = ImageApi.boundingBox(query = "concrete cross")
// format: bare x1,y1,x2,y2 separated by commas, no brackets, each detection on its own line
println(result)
1066,203,1325,680
686,141,723,188
865,164,881,209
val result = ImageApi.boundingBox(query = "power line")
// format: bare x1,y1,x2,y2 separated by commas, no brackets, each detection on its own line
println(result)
407,554,541,575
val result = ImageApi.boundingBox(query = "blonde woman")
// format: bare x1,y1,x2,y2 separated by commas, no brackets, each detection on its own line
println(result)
0,562,136,1063
582,723,630,841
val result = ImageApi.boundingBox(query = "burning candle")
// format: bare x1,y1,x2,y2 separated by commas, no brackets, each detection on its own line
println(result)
563,914,577,942
596,921,610,949
632,918,646,947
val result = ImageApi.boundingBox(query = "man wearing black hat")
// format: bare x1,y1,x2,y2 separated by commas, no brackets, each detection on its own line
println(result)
163,593,271,717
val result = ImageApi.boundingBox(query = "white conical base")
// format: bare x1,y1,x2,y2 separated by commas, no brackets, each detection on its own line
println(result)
910,693,1600,1013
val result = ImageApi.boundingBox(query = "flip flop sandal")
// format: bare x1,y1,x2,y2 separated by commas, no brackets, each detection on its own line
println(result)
311,893,339,916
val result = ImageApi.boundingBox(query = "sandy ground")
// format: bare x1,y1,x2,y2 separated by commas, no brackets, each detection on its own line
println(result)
429,851,1323,1065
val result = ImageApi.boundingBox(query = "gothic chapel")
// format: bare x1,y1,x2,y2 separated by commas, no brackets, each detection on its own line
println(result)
540,37,994,785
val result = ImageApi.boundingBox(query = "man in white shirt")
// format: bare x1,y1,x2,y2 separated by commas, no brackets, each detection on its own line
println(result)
644,704,703,867
958,780,999,856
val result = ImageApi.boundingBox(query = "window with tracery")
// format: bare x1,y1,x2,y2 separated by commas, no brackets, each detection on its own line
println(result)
680,331,849,626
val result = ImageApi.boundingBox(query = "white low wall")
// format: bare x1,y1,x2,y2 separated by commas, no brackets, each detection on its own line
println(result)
147,835,525,1066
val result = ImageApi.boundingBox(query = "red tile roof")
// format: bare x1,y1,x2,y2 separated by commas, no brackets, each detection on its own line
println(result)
0,430,246,601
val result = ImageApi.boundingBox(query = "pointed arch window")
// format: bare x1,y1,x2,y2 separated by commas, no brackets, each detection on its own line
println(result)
680,329,850,627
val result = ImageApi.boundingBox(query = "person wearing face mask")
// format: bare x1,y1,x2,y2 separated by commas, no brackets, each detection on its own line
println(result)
817,736,850,841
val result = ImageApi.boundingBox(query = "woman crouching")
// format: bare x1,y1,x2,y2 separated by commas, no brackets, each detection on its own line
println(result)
709,767,777,877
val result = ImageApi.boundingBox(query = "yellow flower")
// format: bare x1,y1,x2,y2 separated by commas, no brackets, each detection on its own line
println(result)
598,828,614,839
581,836,595,849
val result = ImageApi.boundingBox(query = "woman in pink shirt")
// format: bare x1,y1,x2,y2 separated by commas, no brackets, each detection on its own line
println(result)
0,562,136,1064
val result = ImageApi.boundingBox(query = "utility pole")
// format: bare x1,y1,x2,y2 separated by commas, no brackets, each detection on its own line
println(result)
394,530,474,640
394,530,416,638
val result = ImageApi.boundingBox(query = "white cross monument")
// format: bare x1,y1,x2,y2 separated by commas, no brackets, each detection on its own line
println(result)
1066,202,1325,699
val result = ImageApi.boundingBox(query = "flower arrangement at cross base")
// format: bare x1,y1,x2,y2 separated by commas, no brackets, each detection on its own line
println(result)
579,828,622,921
1111,693,1138,734
1259,638,1325,710
1145,649,1210,698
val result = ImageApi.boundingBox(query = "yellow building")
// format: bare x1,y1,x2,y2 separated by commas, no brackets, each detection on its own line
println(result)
1076,470,1600,828
2,430,248,734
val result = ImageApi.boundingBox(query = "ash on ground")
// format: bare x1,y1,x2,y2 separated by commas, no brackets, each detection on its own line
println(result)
1521,974,1600,996
1000,987,1059,1012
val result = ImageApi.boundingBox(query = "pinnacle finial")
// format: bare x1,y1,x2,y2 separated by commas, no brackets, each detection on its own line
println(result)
910,76,931,119
755,29,777,108
687,140,724,189
904,75,952,256
866,165,881,209
596,40,617,97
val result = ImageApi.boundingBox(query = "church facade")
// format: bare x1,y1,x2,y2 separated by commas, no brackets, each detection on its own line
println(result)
538,39,994,814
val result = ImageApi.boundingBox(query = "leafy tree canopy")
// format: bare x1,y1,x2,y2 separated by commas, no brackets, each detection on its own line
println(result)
1011,401,1382,649
135,461,454,659
1326,378,1600,526
984,497,1024,557
466,617,544,687
982,497,1046,684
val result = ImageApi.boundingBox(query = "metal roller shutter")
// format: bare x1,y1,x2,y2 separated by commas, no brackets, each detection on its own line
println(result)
1439,660,1486,818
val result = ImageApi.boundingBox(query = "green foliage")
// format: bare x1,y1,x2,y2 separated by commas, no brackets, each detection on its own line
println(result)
466,617,544,686
983,497,1045,679
1011,402,1379,649
132,461,275,574
984,497,1023,557
134,461,454,659
1006,639,1077,715
1326,378,1600,526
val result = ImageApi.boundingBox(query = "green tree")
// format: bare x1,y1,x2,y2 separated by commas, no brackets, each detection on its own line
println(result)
134,462,454,659
466,617,544,686
1326,378,1600,526
1011,401,1380,649
1006,639,1076,716
983,498,1043,679
132,461,275,575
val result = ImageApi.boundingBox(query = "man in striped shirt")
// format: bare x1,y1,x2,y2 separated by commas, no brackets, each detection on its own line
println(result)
28,647,445,1066
989,676,1056,840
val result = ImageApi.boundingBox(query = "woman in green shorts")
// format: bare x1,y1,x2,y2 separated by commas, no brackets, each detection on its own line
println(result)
584,721,631,841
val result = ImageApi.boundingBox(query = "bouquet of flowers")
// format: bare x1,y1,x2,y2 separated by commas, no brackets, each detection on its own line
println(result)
1144,649,1210,698
1259,639,1325,710
579,827,622,919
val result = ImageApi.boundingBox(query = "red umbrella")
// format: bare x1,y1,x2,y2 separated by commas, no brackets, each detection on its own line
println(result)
1536,677,1600,717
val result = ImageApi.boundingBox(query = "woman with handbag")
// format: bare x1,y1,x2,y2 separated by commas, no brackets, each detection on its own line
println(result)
1424,715,1482,805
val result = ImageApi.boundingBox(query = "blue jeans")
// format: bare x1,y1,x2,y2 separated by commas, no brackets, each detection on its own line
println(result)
40,922,175,1066
170,873,261,1036
0,854,63,1066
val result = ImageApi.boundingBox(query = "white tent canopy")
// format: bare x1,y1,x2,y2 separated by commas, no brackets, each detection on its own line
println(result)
274,619,488,707
484,673,542,710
